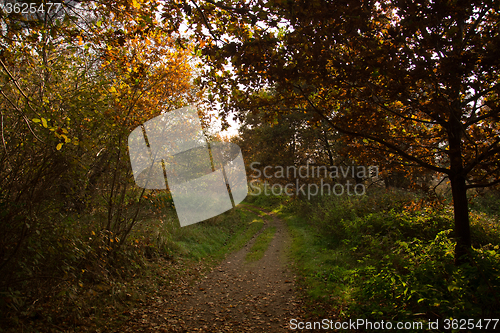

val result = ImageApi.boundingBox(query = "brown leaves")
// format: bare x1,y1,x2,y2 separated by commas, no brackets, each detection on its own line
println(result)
112,207,300,332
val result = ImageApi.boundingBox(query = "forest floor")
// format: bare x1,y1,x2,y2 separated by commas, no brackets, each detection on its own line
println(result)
113,205,305,332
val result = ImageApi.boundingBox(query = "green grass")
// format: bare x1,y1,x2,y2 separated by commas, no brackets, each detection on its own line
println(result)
278,211,360,317
238,202,268,215
245,226,276,262
243,186,291,209
227,212,265,253
131,204,267,262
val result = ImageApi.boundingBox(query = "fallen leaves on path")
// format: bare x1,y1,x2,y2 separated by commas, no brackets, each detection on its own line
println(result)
115,206,304,332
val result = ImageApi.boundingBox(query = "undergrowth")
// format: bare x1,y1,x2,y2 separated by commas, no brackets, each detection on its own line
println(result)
0,197,264,332
271,187,500,331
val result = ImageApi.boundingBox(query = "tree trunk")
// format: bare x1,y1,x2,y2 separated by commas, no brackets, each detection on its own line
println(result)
323,131,335,167
450,173,471,265
448,103,471,265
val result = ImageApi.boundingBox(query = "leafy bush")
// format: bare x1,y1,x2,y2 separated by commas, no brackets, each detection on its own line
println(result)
280,187,500,324
355,231,500,320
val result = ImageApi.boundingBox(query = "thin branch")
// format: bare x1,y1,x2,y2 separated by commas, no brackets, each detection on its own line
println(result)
0,59,41,118
464,138,500,174
466,178,500,189
191,0,225,45
0,110,9,165
0,89,45,143
202,0,250,14
466,108,500,127
432,175,449,193
295,85,449,175
464,83,500,106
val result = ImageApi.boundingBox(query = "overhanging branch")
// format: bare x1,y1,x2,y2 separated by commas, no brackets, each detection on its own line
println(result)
295,85,449,175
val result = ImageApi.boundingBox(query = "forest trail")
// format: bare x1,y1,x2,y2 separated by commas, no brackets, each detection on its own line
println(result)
117,205,302,332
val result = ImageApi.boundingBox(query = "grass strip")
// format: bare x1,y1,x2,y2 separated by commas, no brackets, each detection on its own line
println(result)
226,209,265,252
245,226,276,262
278,212,358,317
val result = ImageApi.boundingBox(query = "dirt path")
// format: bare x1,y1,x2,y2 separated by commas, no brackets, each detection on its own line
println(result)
117,205,301,332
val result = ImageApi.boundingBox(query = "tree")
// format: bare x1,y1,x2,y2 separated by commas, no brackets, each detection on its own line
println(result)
0,0,200,285
184,0,500,264
234,93,370,191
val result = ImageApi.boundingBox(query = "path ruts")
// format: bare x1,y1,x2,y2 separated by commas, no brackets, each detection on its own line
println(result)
118,205,301,332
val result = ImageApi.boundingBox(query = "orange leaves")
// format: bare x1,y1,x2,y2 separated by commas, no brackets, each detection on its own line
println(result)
95,20,199,130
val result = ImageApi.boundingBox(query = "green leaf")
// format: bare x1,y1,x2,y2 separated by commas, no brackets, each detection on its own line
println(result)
32,118,40,123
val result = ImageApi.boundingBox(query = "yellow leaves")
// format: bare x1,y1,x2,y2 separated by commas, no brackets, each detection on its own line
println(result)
61,134,71,143
32,118,77,151
394,101,403,109
131,0,140,9
33,118,49,128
